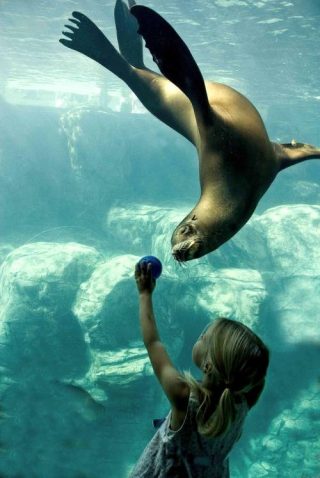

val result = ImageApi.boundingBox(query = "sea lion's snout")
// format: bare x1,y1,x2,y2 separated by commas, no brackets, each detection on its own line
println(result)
172,239,203,262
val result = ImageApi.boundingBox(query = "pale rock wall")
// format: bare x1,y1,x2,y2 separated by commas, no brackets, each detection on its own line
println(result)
0,204,319,476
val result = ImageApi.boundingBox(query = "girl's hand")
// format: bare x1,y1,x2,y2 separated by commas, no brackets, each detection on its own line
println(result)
135,261,156,295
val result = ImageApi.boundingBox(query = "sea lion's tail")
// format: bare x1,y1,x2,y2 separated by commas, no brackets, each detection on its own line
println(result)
130,6,212,124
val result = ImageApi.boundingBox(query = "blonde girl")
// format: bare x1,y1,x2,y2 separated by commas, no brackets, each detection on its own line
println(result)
132,261,269,478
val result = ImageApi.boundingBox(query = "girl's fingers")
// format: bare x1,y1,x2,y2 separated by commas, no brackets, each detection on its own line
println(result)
135,262,141,278
134,261,153,282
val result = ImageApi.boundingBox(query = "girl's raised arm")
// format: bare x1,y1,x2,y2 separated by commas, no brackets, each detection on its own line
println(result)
135,262,189,413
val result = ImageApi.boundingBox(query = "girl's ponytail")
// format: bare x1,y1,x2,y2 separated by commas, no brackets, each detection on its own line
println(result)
182,373,238,438
200,387,236,437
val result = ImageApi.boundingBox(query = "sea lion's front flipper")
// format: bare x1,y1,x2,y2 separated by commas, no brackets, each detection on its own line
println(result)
130,5,209,113
114,0,145,69
60,11,128,78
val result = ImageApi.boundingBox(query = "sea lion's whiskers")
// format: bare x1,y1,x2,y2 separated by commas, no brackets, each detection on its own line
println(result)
178,261,187,269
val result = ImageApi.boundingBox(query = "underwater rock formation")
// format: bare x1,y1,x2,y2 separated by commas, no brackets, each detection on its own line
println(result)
0,204,319,476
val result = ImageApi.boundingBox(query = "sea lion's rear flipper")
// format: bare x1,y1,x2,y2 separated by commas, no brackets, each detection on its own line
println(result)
130,5,210,116
114,0,145,69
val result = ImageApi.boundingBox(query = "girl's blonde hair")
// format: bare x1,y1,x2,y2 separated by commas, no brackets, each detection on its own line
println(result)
183,318,269,438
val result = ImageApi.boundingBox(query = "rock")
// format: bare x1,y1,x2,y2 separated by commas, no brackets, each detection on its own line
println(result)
0,242,102,381
195,268,266,330
0,203,319,477
0,243,13,266
239,382,320,478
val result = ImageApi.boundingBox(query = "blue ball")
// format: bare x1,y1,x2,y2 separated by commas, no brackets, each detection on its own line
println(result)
139,255,162,279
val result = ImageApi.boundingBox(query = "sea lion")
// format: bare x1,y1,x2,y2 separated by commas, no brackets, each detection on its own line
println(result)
60,1,320,261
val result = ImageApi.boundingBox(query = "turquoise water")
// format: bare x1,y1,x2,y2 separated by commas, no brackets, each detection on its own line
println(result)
0,1,319,477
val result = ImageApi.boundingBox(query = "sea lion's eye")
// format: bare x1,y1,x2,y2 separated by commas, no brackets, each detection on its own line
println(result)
180,224,193,235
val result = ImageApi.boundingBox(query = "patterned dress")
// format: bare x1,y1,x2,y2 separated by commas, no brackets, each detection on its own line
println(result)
129,396,248,478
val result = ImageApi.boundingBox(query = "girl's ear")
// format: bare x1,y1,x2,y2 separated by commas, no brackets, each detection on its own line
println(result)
203,361,213,374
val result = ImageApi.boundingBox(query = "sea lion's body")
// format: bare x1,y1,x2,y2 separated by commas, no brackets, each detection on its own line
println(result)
168,80,279,258
60,1,320,261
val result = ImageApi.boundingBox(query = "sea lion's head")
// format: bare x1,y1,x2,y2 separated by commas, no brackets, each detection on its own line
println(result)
171,210,238,261
171,214,208,262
